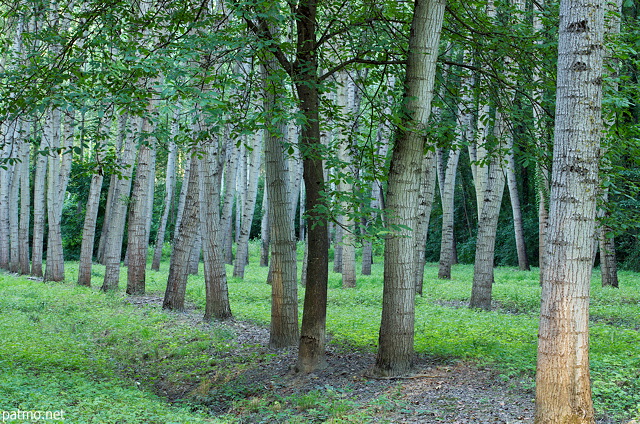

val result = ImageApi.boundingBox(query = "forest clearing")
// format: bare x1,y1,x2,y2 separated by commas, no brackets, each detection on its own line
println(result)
1,246,639,423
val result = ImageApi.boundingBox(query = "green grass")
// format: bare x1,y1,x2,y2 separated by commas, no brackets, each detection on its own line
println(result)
1,241,639,422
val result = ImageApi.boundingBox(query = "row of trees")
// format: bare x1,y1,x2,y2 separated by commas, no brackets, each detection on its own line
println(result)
1,0,639,422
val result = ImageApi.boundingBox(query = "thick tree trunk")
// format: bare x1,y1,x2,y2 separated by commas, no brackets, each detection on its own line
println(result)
101,115,139,291
293,0,330,374
374,0,445,377
200,140,232,320
163,155,200,311
469,113,507,311
534,0,604,421
262,59,300,347
126,141,155,295
44,108,71,282
233,132,262,278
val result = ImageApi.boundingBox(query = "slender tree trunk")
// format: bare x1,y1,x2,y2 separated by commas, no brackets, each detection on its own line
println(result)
18,123,31,275
414,150,437,294
599,0,622,288
438,52,472,280
163,155,200,311
8,126,20,274
534,0,604,421
173,154,190,240
152,135,177,270
374,0,445,377
438,148,462,280
0,139,10,270
31,136,48,277
233,132,262,278
506,145,530,271
260,187,270,267
220,137,238,264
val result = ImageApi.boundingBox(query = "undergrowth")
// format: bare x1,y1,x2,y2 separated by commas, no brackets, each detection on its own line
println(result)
0,240,638,422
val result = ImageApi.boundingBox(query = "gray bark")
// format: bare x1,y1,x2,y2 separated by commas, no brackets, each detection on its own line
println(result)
233,132,262,278
374,0,445,377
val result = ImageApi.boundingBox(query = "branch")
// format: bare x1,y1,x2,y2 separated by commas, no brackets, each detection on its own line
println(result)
319,57,406,81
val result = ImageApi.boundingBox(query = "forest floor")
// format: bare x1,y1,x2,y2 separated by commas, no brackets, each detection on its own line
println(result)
125,295,561,424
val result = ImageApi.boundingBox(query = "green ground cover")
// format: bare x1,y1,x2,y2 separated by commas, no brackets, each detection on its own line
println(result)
0,242,638,422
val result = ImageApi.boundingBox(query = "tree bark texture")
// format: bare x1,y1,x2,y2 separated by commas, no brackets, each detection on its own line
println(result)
101,115,139,291
233,131,262,279
469,112,507,311
126,140,155,295
263,60,300,347
374,0,445,377
294,0,330,374
152,133,177,271
163,155,200,311
200,140,232,321
534,0,604,421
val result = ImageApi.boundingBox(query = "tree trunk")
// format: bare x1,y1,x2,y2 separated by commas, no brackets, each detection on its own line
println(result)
438,52,472,280
534,0,604,421
262,59,300,347
31,136,48,278
374,0,445,377
469,112,507,311
44,108,70,282
151,134,177,271
200,140,232,320
0,138,11,270
8,127,20,274
126,140,155,295
220,136,238,265
18,123,31,275
413,150,437,295
101,115,139,291
337,71,357,288
599,0,622,289
233,132,262,278
173,154,190,240
260,186,270,267
293,0,330,374
163,155,200,311
506,145,530,271
438,148,462,280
